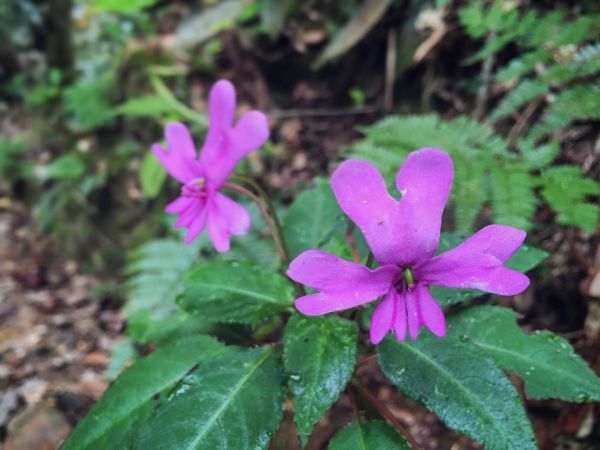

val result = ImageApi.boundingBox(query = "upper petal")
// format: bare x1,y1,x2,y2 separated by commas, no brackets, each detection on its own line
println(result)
331,160,401,265
165,122,197,160
199,81,269,187
394,148,453,264
288,250,396,315
152,142,201,184
229,111,269,159
209,80,236,128
414,225,530,296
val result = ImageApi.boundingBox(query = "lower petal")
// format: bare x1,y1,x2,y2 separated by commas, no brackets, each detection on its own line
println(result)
206,193,252,253
370,292,395,344
405,290,421,340
214,192,251,236
393,290,407,342
165,196,192,214
417,284,446,338
184,207,208,244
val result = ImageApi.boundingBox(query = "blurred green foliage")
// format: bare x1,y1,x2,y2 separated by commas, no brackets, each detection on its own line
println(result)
0,0,598,272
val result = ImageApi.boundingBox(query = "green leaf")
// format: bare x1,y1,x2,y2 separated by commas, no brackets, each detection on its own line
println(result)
377,335,536,450
449,306,600,401
329,420,410,450
178,260,294,324
62,335,225,450
44,153,86,180
314,0,393,68
134,345,285,450
91,0,159,12
283,178,344,259
139,151,167,199
117,95,173,118
173,0,245,50
504,245,548,272
283,315,358,445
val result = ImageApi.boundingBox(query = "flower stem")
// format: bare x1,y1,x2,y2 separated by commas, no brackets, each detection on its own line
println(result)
229,174,291,262
366,251,375,268
352,381,421,449
222,182,288,263
345,224,362,263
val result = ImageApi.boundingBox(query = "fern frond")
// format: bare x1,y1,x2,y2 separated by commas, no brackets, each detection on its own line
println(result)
491,79,549,121
527,84,600,140
540,165,600,232
516,139,560,169
452,155,489,231
490,164,537,230
495,48,552,82
125,238,201,319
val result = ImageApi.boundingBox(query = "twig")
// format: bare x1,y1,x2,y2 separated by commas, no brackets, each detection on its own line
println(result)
229,174,291,262
474,31,497,121
384,28,397,112
345,224,362,263
366,252,375,268
268,106,380,120
507,98,543,144
222,182,288,263
353,382,421,449
356,354,377,369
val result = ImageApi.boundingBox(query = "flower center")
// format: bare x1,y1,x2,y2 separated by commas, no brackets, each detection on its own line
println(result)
182,177,209,198
395,267,416,292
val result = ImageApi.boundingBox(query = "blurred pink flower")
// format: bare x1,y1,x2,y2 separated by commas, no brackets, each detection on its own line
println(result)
153,80,269,252
287,149,529,343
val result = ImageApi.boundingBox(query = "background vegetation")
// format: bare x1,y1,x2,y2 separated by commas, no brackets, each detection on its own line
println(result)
1,0,599,448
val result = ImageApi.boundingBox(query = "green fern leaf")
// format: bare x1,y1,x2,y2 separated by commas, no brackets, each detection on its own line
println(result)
491,79,548,121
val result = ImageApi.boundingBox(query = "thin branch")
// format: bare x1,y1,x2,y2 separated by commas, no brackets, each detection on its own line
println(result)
268,106,380,120
222,182,288,263
507,98,543,144
384,27,397,112
345,224,362,263
474,31,497,121
365,252,375,269
356,354,377,369
353,382,421,449
229,173,291,262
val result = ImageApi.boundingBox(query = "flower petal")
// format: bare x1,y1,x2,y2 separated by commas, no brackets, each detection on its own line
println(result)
394,148,453,265
165,122,197,160
165,196,193,214
183,206,208,244
331,160,401,265
414,224,530,296
417,284,446,338
152,143,200,183
405,290,421,339
370,292,395,344
199,81,269,187
229,111,269,160
393,290,408,341
206,192,251,253
289,250,396,315
175,199,203,228
209,79,236,129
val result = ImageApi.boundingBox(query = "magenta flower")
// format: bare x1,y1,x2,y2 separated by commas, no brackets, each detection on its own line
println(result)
287,149,530,343
153,80,269,252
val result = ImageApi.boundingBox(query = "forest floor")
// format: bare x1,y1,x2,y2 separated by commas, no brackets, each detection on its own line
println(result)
0,206,121,449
